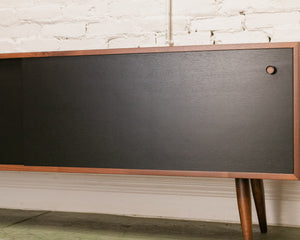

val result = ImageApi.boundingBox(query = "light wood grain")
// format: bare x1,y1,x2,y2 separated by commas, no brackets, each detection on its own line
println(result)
294,43,300,178
0,165,298,180
0,42,298,59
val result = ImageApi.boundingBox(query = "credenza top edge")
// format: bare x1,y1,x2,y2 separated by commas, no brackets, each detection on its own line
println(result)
0,42,299,59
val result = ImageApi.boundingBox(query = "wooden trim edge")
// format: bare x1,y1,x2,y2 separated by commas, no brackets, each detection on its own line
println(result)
0,42,298,59
294,42,300,178
0,165,298,180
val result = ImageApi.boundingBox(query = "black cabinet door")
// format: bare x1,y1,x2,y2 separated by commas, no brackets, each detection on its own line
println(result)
0,59,23,165
23,48,294,173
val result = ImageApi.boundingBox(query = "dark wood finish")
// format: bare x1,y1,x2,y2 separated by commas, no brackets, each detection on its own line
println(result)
236,178,253,240
0,42,299,180
251,179,267,233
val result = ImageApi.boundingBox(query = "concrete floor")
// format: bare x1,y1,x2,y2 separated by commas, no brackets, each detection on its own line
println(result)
0,209,299,240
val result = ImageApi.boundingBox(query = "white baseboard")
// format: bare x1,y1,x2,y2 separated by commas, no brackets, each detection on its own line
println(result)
0,171,300,227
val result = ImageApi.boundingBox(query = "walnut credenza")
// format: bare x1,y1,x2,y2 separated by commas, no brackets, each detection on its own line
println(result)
1,42,300,240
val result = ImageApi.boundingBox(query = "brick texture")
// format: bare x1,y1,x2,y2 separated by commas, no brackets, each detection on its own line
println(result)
0,0,300,53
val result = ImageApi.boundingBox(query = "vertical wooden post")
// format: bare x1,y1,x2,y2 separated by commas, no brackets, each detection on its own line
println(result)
236,178,253,240
251,179,267,233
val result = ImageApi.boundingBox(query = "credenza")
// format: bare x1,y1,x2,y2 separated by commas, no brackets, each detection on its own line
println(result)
1,42,299,240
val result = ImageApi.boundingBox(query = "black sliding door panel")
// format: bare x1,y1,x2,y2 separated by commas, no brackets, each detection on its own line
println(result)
0,59,23,165
23,49,294,173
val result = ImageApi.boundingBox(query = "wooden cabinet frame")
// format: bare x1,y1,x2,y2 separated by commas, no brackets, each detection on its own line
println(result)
1,42,300,240
0,42,299,180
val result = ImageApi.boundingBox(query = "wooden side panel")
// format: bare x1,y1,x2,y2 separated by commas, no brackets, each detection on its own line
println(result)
294,43,300,178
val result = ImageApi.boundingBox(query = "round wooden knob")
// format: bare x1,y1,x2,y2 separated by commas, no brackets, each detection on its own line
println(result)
266,66,277,75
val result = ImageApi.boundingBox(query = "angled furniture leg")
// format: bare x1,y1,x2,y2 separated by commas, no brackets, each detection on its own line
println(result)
251,179,267,233
236,178,253,240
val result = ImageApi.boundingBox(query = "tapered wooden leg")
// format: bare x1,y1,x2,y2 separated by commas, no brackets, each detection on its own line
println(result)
236,178,252,240
251,179,267,233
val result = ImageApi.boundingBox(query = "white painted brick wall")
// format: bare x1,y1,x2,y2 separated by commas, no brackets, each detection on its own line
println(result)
0,9,18,26
0,0,34,8
1,0,300,227
0,24,41,39
1,0,298,53
220,0,300,14
173,0,218,17
42,23,86,38
245,12,300,30
17,6,62,23
213,31,268,44
0,0,167,52
190,16,244,32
